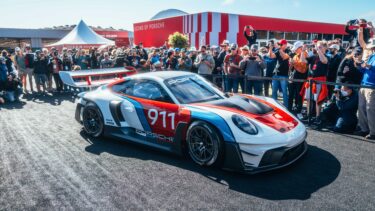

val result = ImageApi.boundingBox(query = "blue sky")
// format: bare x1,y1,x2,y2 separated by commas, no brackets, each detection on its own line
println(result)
2,0,374,30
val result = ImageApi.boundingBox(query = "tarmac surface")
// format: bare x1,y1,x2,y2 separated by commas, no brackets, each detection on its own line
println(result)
0,93,374,210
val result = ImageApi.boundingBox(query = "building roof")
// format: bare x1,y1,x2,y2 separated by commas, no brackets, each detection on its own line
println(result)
48,20,115,46
150,9,188,20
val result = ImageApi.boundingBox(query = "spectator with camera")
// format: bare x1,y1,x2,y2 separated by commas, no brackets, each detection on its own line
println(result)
269,39,290,107
0,73,22,102
288,41,308,118
336,47,364,85
176,48,192,71
239,45,265,95
194,45,215,76
24,46,35,93
262,40,277,97
33,51,49,94
243,25,257,47
50,51,64,92
301,41,329,125
320,85,358,133
224,44,243,93
327,44,343,96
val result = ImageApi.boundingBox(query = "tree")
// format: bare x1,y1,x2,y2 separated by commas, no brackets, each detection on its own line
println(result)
168,32,189,49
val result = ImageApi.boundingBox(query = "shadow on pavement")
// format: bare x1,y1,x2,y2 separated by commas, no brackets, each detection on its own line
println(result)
82,131,341,201
21,92,77,106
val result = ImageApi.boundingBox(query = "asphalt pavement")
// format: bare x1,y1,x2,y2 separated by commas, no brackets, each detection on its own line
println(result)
0,93,374,210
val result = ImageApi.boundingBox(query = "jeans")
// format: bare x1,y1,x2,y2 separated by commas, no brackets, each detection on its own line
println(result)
288,81,304,113
246,79,263,95
4,88,22,102
226,75,239,93
53,73,64,91
272,75,288,107
264,80,272,97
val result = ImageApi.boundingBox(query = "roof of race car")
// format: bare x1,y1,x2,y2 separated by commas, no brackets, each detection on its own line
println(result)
130,71,195,81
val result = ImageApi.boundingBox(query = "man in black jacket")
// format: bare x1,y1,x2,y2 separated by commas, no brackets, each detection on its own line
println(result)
321,85,358,133
327,44,343,96
33,51,49,94
244,25,257,48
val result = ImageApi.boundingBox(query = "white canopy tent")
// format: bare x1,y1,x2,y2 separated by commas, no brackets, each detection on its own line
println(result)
47,20,115,47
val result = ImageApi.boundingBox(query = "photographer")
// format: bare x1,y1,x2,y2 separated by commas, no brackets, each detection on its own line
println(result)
269,39,290,107
223,45,243,93
34,51,49,94
321,86,358,133
289,41,308,118
345,19,371,48
327,44,343,96
50,51,64,92
2,73,22,102
336,47,363,85
239,45,265,95
176,48,192,71
301,41,329,125
243,25,257,47
194,45,215,75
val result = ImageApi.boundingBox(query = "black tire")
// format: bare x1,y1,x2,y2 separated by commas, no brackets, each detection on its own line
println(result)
82,102,104,138
186,121,224,166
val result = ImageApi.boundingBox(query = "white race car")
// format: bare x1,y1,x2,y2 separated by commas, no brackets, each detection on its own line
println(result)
71,71,307,173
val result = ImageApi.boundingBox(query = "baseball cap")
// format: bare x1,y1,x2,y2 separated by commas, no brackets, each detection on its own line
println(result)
220,40,230,46
329,44,340,51
189,47,197,51
277,39,288,46
230,43,238,50
292,41,304,52
15,47,21,52
250,44,258,50
181,48,186,52
241,45,249,51
175,48,180,52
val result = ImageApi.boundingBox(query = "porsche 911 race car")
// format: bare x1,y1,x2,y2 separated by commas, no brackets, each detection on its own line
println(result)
65,70,307,173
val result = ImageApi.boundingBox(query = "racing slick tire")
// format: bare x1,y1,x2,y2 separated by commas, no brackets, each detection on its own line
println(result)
186,121,224,167
82,102,104,138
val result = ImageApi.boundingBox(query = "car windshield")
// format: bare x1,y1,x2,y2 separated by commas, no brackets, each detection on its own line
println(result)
164,75,224,104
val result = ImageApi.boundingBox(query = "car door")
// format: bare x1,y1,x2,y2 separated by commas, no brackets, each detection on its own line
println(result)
124,79,191,143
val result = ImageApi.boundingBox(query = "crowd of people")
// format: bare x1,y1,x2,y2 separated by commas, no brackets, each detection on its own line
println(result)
0,19,375,139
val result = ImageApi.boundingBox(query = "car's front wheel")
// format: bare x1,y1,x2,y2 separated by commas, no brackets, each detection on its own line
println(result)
186,121,223,166
82,103,104,138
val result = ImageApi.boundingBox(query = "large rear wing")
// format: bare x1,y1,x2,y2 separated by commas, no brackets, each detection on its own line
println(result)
59,67,137,88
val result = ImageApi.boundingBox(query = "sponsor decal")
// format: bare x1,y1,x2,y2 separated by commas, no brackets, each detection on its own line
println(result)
105,119,115,126
136,129,174,143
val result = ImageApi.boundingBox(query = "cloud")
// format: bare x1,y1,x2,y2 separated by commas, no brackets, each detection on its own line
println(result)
222,0,235,5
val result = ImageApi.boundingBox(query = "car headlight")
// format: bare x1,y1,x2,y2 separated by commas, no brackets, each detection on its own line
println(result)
232,115,258,135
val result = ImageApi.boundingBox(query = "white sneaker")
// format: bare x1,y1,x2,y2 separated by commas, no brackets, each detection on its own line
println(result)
297,113,304,120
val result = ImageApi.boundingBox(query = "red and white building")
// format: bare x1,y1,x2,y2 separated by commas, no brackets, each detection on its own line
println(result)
134,9,347,48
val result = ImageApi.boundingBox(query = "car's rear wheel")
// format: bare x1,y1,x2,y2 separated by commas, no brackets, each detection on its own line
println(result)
186,121,223,166
82,103,104,138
